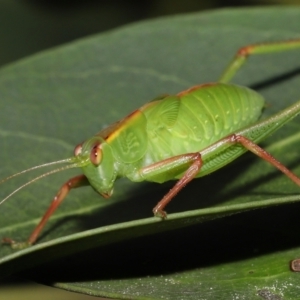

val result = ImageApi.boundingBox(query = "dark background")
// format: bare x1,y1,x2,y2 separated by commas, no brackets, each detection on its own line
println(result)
1,0,300,67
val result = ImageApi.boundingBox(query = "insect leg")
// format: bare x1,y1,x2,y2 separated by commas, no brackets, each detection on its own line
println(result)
3,174,89,249
142,131,300,220
219,39,300,83
228,134,300,186
139,153,203,218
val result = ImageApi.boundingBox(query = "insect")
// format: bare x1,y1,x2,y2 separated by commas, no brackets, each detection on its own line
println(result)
1,39,300,249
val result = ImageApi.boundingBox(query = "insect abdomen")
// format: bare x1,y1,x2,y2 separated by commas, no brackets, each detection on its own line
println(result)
143,83,265,164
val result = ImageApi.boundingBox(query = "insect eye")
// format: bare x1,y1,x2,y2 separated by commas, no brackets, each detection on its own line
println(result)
74,143,82,156
90,143,102,166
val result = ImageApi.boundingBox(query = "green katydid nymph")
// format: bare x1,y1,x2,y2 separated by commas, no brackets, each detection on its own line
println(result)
1,39,300,250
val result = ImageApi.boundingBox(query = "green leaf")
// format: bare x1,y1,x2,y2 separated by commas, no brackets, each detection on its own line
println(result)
1,6,300,300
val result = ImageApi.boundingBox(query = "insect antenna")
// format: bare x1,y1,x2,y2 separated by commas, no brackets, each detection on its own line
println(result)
0,158,74,185
0,159,79,206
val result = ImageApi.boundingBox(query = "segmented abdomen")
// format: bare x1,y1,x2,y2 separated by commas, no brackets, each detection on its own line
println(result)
143,83,265,164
